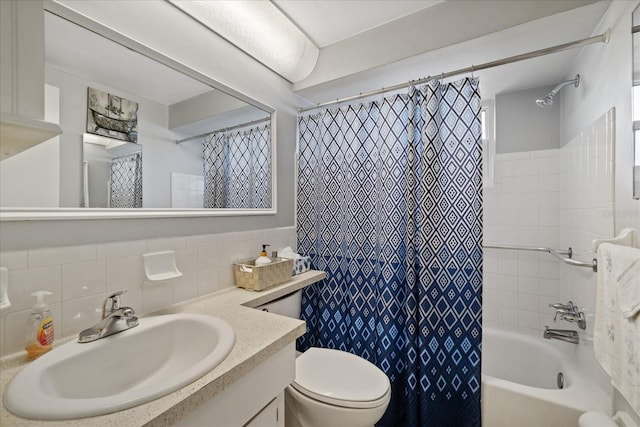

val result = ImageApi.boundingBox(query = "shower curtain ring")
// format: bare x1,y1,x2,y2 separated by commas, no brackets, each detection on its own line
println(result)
471,65,475,78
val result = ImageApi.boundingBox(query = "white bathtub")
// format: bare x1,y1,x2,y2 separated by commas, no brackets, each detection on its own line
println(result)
482,327,609,427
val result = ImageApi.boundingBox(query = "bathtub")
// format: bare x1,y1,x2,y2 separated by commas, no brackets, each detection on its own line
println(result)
482,327,609,427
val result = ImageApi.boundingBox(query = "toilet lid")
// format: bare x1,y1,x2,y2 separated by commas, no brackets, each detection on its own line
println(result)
292,348,391,409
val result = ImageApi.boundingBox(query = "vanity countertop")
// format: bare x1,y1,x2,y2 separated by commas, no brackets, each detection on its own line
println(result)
0,270,326,427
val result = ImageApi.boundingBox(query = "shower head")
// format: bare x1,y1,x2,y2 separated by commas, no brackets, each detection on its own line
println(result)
535,94,554,108
535,74,580,108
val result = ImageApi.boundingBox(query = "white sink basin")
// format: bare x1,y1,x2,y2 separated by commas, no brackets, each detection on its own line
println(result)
4,313,235,420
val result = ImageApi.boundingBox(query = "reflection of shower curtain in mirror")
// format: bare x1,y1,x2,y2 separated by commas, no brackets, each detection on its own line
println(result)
109,152,142,208
203,125,270,208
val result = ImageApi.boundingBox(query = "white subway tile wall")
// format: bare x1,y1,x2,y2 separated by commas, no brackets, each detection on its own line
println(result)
483,110,614,344
559,110,615,347
0,226,297,357
483,148,563,336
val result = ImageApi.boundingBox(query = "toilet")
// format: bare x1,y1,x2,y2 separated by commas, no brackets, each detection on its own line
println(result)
257,290,391,427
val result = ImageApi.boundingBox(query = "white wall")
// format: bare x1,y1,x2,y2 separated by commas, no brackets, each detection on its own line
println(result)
483,149,563,336
44,67,204,209
83,143,110,208
0,0,299,250
0,226,297,358
495,85,561,153
0,85,60,207
294,1,602,91
168,89,252,130
558,109,616,408
0,1,301,365
561,1,640,421
0,0,45,120
562,0,640,235
483,106,618,419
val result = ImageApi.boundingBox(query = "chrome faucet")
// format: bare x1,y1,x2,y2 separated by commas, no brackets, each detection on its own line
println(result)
543,327,579,344
78,290,139,343
550,301,586,330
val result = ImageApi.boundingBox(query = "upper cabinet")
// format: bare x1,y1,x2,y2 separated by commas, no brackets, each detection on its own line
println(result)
0,0,62,160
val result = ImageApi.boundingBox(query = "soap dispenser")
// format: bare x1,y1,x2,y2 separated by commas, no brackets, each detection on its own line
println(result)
255,244,272,266
25,291,54,361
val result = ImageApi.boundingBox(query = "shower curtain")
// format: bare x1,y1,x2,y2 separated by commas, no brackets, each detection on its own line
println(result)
203,125,270,209
109,152,142,208
297,78,482,426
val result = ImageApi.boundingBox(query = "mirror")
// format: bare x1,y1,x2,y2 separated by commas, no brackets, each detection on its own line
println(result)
83,140,142,208
633,5,640,199
0,10,274,215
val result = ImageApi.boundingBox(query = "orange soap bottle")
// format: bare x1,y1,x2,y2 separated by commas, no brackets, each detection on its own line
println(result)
25,291,54,361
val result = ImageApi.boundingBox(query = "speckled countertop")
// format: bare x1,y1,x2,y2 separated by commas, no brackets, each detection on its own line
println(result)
0,270,326,427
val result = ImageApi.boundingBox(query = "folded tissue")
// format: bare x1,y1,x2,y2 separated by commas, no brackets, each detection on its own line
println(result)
279,247,311,275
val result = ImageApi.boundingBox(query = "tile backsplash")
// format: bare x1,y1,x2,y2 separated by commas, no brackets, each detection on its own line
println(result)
0,226,297,357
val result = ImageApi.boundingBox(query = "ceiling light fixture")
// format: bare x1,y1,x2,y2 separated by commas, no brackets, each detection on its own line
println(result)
169,0,319,83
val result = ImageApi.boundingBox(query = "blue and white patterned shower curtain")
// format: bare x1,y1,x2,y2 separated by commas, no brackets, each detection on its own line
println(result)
203,124,271,208
109,152,142,208
297,78,482,427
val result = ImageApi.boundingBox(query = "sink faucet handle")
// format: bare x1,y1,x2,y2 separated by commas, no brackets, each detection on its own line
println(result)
107,290,127,309
103,290,127,318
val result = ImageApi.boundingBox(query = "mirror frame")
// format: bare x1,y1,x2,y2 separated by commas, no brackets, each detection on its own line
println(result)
0,2,277,221
633,5,640,200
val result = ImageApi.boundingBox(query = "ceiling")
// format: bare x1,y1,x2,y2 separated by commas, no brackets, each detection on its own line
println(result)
46,0,612,109
272,0,444,48
45,12,213,106
283,0,611,104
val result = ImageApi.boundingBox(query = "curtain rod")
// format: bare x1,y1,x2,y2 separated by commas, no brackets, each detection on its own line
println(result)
298,29,610,114
111,151,142,161
175,117,270,144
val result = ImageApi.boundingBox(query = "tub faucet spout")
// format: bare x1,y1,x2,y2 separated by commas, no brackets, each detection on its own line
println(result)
543,327,579,344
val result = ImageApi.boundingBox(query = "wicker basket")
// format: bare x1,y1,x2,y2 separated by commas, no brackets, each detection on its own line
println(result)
234,257,294,291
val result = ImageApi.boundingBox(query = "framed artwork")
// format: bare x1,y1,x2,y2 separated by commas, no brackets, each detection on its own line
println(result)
87,87,138,142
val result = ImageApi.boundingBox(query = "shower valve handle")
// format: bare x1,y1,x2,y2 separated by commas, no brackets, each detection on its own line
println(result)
549,301,575,312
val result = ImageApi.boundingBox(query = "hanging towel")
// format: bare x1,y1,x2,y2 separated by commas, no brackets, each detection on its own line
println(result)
594,243,640,415
594,243,616,376
618,256,640,318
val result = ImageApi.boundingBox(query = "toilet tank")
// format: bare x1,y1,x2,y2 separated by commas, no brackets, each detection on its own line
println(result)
256,290,302,319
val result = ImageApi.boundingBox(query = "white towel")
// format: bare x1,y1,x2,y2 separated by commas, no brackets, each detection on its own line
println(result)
594,243,640,415
617,256,640,318
595,243,616,376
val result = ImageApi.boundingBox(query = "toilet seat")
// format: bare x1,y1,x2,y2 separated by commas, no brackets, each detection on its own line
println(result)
292,347,391,409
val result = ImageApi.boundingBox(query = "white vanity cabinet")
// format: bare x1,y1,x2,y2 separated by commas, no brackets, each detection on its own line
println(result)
244,394,284,427
173,343,294,427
